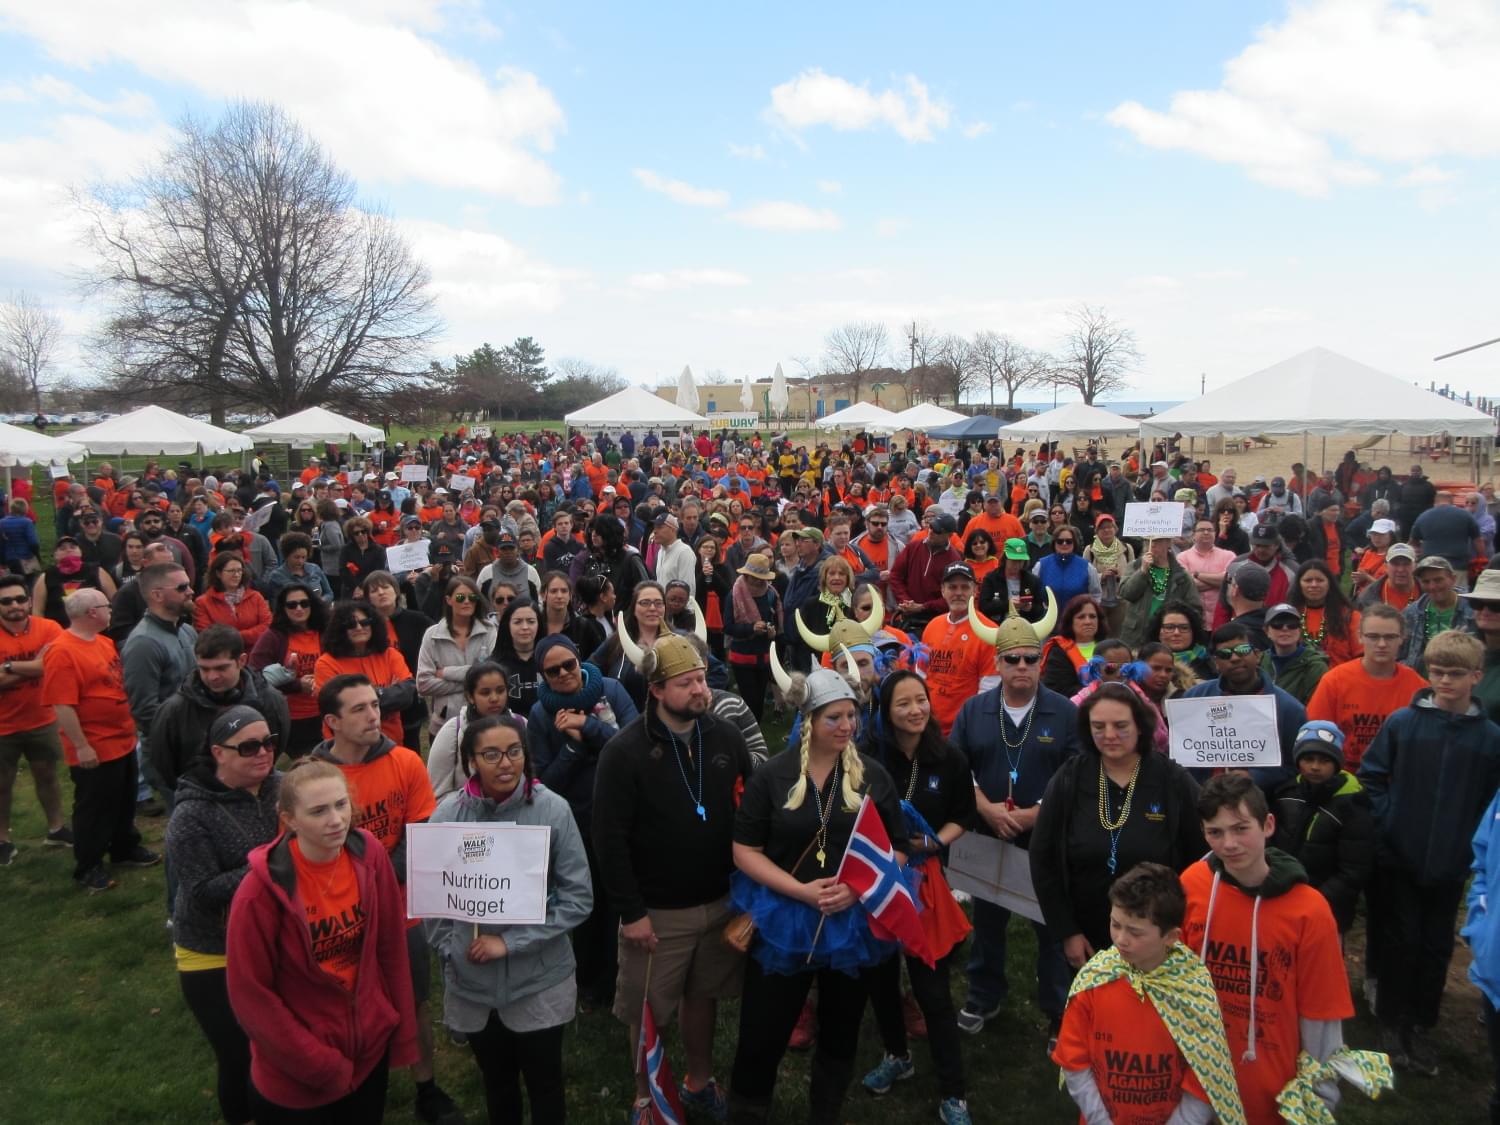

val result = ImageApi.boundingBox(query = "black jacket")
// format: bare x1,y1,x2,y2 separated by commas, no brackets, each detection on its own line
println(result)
149,668,292,792
1270,769,1374,930
978,566,1047,625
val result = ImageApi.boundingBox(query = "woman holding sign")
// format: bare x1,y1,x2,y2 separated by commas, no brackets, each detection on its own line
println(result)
226,758,418,1123
427,713,592,1125
1028,683,1204,969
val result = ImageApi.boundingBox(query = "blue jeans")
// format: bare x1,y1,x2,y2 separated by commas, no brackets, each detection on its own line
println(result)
964,898,1070,1020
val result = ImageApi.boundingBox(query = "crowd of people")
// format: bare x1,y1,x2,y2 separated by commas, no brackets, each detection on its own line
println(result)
5,422,1500,1124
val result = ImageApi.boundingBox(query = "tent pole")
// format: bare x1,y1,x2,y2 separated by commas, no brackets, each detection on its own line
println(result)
1320,437,1326,486
1301,432,1309,503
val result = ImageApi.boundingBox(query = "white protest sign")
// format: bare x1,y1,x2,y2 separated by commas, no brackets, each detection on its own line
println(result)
944,834,1043,924
1123,501,1185,539
406,822,550,924
448,474,477,495
49,463,72,479
384,538,431,573
471,426,492,439
400,464,430,482
241,502,275,535
1166,694,1282,769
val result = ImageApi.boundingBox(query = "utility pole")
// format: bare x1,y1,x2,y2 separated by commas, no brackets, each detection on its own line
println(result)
908,321,918,377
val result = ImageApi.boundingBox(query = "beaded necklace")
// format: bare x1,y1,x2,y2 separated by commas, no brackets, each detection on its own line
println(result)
808,761,842,868
1097,757,1142,875
1000,699,1036,795
1299,606,1328,650
665,722,707,821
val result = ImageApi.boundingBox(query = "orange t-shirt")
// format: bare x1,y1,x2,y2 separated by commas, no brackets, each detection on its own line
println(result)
1299,607,1362,667
291,838,364,992
0,616,65,735
966,511,1025,546
584,462,610,497
1052,973,1209,1125
1305,660,1428,770
1356,548,1387,585
313,649,413,745
284,630,324,721
41,630,136,765
1376,580,1420,611
967,556,999,585
329,743,436,927
920,613,995,735
1181,860,1352,1125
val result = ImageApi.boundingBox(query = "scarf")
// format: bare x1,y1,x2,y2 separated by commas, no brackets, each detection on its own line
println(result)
1174,644,1209,668
1066,943,1247,1125
534,660,608,719
818,589,851,629
1275,1048,1393,1123
730,575,767,635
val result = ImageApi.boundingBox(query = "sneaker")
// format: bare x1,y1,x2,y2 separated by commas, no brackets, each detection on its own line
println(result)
629,1098,653,1125
0,841,14,866
902,990,928,1040
1405,1028,1440,1078
414,1081,466,1124
76,865,117,893
44,826,74,847
788,1000,817,1051
115,847,161,868
136,798,165,818
956,1000,1002,1035
678,1077,728,1122
1379,1026,1409,1071
939,1098,974,1125
861,1053,915,1095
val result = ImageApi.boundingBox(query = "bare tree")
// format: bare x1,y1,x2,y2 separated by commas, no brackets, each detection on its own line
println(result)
822,320,888,402
1054,304,1140,404
934,333,979,405
0,292,62,414
82,101,439,421
970,330,1053,411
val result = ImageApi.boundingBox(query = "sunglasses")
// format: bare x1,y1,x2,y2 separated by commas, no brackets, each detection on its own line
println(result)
1053,538,1075,546
1471,600,1500,612
0,595,29,606
475,746,526,765
1001,652,1042,665
284,599,311,609
221,737,277,757
173,583,193,593
543,657,580,678
348,618,373,629
1266,618,1301,630
450,593,479,604
1213,644,1258,659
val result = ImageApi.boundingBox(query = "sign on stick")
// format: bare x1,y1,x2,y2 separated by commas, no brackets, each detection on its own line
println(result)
406,822,551,924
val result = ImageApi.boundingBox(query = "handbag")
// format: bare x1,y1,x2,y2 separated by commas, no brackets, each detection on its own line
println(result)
722,831,824,954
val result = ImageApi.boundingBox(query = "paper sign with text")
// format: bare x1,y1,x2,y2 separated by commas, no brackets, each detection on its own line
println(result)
944,833,1043,924
384,539,431,573
406,822,550,925
1165,694,1281,769
1123,501,1185,539
448,474,477,495
49,463,72,479
400,464,430,482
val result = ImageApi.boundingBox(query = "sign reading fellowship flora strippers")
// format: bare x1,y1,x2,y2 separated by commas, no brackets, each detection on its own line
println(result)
1164,695,1281,769
405,822,551,924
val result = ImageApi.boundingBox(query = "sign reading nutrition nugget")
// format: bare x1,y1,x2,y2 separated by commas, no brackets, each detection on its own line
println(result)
406,823,551,924
1165,695,1281,769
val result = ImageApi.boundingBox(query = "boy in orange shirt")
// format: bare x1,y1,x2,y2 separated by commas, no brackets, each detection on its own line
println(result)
1054,862,1245,1125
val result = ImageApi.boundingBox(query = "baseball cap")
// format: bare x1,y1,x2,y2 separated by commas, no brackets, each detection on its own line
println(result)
1003,537,1030,561
495,530,518,547
1415,555,1454,574
928,514,958,535
1264,602,1300,627
984,492,1003,504
1369,518,1397,535
793,527,825,547
1249,523,1280,544
1385,543,1416,563
1094,512,1116,526
1293,720,1346,764
400,515,422,528
942,562,976,584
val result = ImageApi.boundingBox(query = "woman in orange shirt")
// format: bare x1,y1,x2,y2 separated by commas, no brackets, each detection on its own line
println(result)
963,528,1000,585
250,584,331,757
1290,559,1362,667
313,601,417,746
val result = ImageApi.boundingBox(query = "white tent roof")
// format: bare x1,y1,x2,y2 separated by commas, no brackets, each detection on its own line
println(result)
242,405,385,445
1140,347,1496,439
66,405,255,456
0,422,86,467
996,401,1139,439
565,385,707,429
814,401,904,433
891,403,966,431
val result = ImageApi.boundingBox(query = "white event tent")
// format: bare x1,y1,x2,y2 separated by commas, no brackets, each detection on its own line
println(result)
814,401,903,433
66,405,255,457
0,421,86,468
242,405,385,446
996,401,1139,440
565,385,708,430
891,403,966,431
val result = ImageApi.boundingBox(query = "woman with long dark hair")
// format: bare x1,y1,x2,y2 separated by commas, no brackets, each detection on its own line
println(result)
249,583,331,757
313,600,417,746
1289,557,1362,666
1041,595,1104,697
570,514,648,609
1146,601,1215,682
416,575,497,735
493,600,542,720
360,570,434,749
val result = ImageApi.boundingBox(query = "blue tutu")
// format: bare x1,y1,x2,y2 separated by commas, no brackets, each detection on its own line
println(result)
728,868,920,977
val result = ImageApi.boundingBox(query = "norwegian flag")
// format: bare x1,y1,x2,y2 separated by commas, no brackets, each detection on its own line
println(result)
835,796,934,967
637,997,686,1125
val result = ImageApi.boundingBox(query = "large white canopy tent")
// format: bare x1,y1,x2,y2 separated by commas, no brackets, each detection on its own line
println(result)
67,405,256,458
242,405,385,446
0,422,86,468
813,401,904,434
891,402,966,431
564,385,708,430
1140,347,1497,483
996,401,1139,440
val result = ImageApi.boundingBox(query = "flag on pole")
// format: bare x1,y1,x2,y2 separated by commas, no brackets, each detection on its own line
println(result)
835,796,935,967
638,997,687,1125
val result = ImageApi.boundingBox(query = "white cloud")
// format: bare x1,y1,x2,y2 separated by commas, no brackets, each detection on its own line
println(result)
626,268,750,291
397,217,588,320
961,121,992,139
1234,306,1312,326
1402,163,1456,185
631,168,730,208
816,179,842,194
0,0,566,204
727,201,841,231
728,142,766,160
1128,274,1182,292
875,216,908,237
1107,0,1500,196
766,69,952,142
0,75,156,117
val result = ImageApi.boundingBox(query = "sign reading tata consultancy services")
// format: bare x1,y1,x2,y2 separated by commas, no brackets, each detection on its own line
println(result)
406,823,551,924
1165,695,1281,769
707,412,759,429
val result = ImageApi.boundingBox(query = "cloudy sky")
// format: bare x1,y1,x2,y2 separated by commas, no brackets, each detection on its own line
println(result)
1,0,1497,402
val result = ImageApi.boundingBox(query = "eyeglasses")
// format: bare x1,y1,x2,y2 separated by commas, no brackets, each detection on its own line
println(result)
1158,622,1191,632
1053,538,1074,546
475,746,526,764
222,737,277,757
1213,644,1258,659
284,599,311,609
1472,601,1500,612
543,657,580,678
0,595,29,606
348,618,373,629
867,521,887,528
1001,652,1042,665
635,599,665,609
450,593,479,604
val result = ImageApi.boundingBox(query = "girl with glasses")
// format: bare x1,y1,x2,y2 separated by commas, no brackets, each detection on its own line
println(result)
427,713,591,1124
195,551,272,651
313,601,417,747
416,577,497,735
588,581,668,713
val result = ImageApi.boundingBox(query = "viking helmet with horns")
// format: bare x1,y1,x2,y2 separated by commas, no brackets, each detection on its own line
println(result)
616,596,709,678
967,589,1059,652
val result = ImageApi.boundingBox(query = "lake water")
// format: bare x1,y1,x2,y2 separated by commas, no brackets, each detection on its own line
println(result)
1010,399,1184,416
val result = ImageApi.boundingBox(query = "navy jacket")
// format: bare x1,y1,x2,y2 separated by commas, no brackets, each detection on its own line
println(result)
1182,672,1303,791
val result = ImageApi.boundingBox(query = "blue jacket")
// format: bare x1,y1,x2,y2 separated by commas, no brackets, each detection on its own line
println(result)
1359,690,1500,885
1033,551,1093,608
528,676,639,839
1464,788,1500,1007
0,514,39,564
1182,672,1302,791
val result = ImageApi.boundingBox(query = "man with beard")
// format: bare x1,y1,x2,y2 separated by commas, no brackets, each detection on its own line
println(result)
593,634,753,1125
1182,622,1304,790
72,508,123,572
135,508,196,588
1214,523,1299,629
